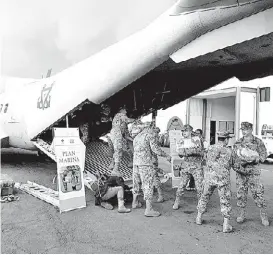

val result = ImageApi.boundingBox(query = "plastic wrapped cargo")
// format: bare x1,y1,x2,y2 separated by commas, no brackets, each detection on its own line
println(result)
0,174,15,196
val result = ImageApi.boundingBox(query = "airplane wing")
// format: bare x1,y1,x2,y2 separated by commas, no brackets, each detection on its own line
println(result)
14,0,273,142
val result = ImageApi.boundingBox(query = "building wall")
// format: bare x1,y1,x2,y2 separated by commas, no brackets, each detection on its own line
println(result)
207,96,236,144
186,96,236,143
259,85,273,135
239,91,257,137
141,100,187,132
210,97,235,121
141,81,272,141
189,98,203,130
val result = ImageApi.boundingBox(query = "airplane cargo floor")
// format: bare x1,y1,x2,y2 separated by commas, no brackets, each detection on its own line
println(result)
85,141,133,181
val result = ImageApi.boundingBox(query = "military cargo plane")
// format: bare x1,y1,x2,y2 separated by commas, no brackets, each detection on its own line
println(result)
1,0,273,180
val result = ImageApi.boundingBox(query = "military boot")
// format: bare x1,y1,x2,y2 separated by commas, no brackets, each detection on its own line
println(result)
196,212,203,225
236,208,246,223
117,198,131,213
223,218,233,233
127,162,133,168
111,162,122,177
260,208,270,226
156,187,164,203
173,196,181,210
132,194,142,209
145,200,161,217
101,202,114,210
108,159,114,170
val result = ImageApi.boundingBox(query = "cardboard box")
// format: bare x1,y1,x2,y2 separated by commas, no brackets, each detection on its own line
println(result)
0,174,15,197
171,156,183,188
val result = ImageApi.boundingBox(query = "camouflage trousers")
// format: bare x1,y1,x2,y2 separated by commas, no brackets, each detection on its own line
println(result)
109,128,133,171
132,165,156,201
197,180,232,219
236,172,266,209
153,171,162,190
176,166,204,200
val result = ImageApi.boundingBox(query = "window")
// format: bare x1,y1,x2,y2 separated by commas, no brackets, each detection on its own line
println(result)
260,87,270,102
219,121,234,134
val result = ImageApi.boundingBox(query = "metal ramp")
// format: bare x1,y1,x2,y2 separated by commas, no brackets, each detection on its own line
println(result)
16,181,59,207
85,140,133,181
33,139,133,182
33,139,56,161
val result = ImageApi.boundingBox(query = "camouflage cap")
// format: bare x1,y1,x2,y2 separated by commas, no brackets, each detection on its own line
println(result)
129,120,144,131
154,127,161,133
118,105,127,111
240,122,253,130
182,124,193,131
100,104,111,115
100,103,110,110
130,121,148,138
143,121,153,128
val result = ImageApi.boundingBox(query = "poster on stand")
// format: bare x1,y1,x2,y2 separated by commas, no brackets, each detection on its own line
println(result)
169,130,182,157
53,128,86,213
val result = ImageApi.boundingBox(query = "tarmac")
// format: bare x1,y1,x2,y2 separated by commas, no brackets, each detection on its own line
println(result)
1,148,273,254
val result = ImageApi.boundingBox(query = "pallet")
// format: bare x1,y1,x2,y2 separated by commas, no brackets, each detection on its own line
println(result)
16,181,59,207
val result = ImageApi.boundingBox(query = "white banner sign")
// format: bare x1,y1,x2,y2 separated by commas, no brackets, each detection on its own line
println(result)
53,128,86,213
169,130,182,157
169,130,183,187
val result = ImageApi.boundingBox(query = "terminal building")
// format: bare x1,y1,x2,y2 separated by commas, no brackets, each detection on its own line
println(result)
147,76,273,157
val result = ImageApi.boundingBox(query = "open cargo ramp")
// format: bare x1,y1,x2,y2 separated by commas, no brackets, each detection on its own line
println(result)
33,139,133,183
30,93,134,184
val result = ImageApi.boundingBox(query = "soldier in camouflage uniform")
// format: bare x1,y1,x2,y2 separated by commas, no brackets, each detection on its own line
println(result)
186,129,207,191
132,123,171,217
196,132,233,233
130,122,165,202
109,106,136,176
92,174,131,213
79,122,90,144
100,103,112,123
233,122,269,226
173,124,204,210
151,127,165,203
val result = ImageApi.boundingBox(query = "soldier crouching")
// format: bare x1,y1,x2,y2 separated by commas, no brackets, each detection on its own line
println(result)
233,122,269,226
196,132,233,233
132,122,171,217
92,174,131,213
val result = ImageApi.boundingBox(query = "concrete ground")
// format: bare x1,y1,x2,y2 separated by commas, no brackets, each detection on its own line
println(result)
1,148,273,254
